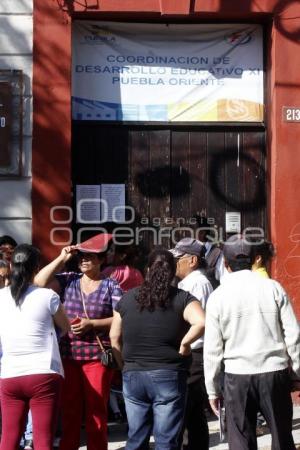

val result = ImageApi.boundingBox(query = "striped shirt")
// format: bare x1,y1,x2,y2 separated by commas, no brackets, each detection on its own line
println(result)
57,272,122,360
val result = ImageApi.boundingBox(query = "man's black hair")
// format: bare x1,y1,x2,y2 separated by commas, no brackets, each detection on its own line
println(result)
226,257,252,272
0,235,17,248
251,241,274,265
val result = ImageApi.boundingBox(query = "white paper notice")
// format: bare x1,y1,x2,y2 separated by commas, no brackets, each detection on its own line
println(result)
101,184,125,222
225,212,241,233
76,185,101,223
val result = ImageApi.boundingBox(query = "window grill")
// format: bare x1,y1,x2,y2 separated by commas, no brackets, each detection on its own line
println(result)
0,70,23,177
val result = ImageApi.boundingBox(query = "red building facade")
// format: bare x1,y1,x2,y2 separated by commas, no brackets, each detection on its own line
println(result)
32,0,300,315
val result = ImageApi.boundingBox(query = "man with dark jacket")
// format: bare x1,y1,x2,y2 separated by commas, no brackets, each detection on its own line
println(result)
193,215,225,289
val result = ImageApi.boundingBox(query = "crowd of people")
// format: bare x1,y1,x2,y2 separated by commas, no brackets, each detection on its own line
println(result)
0,227,299,450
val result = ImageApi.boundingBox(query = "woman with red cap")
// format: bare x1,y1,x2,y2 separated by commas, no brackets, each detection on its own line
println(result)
35,234,122,450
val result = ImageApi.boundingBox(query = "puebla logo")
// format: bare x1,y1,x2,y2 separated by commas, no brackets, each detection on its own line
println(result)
82,26,116,44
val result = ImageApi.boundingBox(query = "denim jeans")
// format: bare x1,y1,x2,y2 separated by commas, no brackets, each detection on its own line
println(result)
25,410,33,440
123,369,187,450
20,410,33,446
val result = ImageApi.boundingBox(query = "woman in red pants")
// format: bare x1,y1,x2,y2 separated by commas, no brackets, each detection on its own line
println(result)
0,244,70,450
35,234,123,450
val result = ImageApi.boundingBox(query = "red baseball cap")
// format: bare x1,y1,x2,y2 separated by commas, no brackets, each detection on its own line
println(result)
76,233,113,253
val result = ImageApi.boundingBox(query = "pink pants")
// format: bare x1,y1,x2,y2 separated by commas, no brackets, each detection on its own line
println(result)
59,360,113,450
0,373,62,450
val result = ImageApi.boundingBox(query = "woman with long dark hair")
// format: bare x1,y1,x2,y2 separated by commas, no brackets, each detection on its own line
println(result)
110,248,206,450
0,244,70,450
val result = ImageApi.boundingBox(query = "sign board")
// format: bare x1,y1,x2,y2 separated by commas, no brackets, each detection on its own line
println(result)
101,184,125,222
282,107,300,122
76,184,125,223
72,22,264,122
225,212,241,233
0,82,12,167
76,185,101,223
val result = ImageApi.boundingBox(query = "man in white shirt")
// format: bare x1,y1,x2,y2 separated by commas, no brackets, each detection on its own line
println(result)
170,238,213,450
204,234,300,450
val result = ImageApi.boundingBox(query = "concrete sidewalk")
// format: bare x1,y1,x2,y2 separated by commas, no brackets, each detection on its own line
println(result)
77,405,300,449
205,406,300,449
